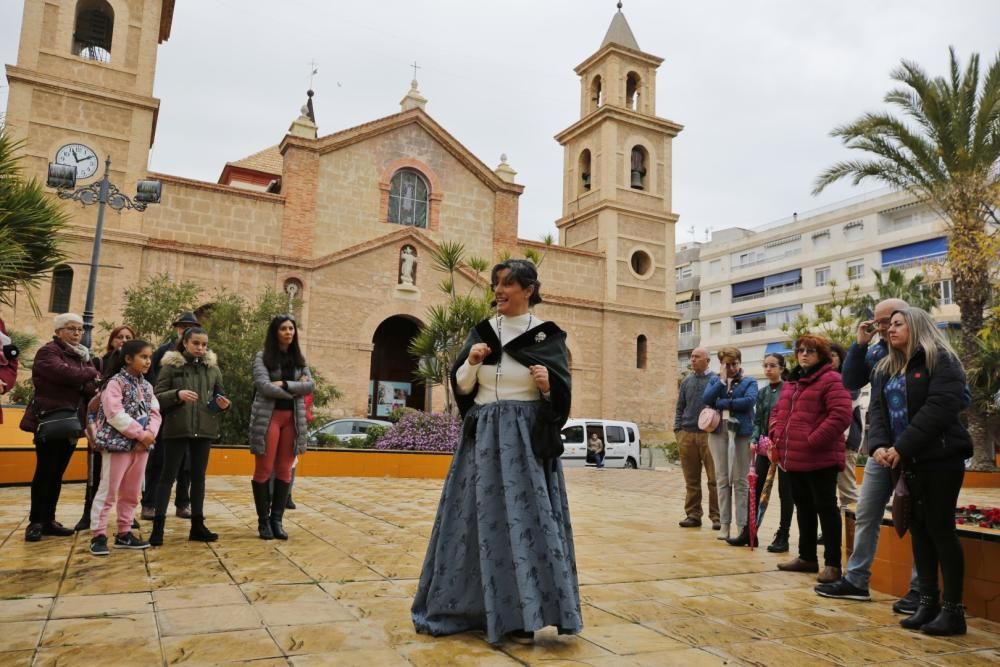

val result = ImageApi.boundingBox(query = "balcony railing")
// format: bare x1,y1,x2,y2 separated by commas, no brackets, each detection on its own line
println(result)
676,303,701,320
731,282,804,303
733,324,768,335
675,275,701,293
731,248,802,271
678,333,701,350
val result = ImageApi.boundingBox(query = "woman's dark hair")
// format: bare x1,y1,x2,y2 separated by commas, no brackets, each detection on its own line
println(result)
104,325,136,355
176,326,208,352
829,342,848,370
490,259,542,306
263,314,306,371
101,339,152,388
763,352,789,381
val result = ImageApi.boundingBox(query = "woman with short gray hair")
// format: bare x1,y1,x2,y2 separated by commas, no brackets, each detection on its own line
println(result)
20,313,101,542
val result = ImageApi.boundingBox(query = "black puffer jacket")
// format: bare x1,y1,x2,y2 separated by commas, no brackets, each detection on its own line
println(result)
868,347,972,470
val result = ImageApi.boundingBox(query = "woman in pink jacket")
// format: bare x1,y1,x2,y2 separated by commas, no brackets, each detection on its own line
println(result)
88,339,162,556
770,334,852,584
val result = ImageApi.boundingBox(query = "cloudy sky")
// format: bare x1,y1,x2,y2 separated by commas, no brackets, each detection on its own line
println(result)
2,1,999,244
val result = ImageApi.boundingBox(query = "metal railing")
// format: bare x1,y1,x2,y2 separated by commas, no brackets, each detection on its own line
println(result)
733,324,768,335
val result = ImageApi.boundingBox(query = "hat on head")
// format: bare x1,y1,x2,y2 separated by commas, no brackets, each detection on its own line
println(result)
53,313,84,330
172,311,200,327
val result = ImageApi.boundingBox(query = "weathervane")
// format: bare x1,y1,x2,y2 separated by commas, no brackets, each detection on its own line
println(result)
309,59,318,88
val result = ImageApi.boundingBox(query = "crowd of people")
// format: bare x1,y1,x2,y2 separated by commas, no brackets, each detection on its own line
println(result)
675,298,972,636
0,309,315,555
0,272,975,644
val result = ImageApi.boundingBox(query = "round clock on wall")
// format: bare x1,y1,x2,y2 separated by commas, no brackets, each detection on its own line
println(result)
55,143,99,180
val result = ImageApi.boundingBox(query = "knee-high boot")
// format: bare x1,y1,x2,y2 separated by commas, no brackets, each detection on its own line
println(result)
251,480,273,540
270,480,290,540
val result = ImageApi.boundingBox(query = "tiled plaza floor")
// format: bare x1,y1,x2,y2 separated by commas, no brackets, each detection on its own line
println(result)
0,468,998,666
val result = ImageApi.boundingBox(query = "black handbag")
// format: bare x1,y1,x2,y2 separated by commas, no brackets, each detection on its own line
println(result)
35,407,84,444
891,470,911,538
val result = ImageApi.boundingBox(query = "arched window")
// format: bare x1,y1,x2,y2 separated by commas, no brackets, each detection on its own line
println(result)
636,335,647,369
388,169,429,228
579,149,592,193
590,75,603,112
49,265,73,313
630,146,648,190
626,72,641,111
73,0,114,63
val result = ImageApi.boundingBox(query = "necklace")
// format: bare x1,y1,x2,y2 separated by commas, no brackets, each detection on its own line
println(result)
494,312,532,401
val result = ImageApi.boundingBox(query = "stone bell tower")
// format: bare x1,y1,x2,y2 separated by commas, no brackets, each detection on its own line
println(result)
554,5,683,312
4,0,174,193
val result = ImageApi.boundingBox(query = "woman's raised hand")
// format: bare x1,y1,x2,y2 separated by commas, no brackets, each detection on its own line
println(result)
468,343,491,365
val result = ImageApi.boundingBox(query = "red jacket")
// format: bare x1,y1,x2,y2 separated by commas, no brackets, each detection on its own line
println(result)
0,319,17,425
769,362,852,472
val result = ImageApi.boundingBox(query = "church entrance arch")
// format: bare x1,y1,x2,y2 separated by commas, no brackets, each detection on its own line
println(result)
369,315,426,418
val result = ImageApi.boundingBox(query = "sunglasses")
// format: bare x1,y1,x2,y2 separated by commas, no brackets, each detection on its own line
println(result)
796,347,817,355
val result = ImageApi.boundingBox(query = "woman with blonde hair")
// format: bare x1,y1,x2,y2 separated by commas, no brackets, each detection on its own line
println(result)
867,307,971,636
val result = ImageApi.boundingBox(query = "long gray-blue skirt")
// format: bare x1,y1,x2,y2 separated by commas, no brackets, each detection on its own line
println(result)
411,399,583,644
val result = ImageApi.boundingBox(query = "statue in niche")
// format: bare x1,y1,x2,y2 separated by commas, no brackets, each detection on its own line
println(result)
399,246,418,285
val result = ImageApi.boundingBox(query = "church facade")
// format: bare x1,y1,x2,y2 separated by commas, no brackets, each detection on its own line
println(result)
2,0,682,432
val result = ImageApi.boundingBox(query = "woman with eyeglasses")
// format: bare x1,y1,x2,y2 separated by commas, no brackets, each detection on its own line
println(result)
702,346,758,545
248,315,313,540
750,353,793,552
20,313,101,542
867,308,972,635
770,335,852,584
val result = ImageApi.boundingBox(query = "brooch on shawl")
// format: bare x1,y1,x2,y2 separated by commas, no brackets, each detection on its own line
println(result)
534,331,547,343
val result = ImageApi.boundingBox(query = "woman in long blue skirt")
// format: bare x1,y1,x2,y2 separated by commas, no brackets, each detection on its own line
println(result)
412,260,582,645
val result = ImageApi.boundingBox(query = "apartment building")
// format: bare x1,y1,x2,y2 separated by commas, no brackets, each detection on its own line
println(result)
677,189,960,377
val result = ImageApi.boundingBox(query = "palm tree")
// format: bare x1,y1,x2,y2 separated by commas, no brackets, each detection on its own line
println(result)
0,125,70,315
814,48,1000,469
853,267,940,318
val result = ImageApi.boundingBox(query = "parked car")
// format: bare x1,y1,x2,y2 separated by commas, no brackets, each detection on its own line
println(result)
309,418,392,445
560,418,641,469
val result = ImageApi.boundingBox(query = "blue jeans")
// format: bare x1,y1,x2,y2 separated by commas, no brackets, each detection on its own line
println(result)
845,457,919,592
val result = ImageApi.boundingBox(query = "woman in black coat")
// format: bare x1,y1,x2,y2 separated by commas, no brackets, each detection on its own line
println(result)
868,307,973,636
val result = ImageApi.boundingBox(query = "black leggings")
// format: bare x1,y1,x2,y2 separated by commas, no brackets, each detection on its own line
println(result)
29,437,77,523
155,438,211,517
788,466,842,567
908,467,965,604
141,432,191,509
752,454,794,534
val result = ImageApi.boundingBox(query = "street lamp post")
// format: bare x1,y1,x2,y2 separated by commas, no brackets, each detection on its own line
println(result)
47,155,162,348
47,154,161,532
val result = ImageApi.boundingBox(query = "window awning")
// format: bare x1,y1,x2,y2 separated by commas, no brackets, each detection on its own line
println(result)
675,290,693,302
765,341,793,355
881,237,948,267
732,277,765,297
732,311,766,322
764,269,802,288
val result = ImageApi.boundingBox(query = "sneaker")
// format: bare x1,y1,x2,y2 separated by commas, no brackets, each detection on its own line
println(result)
815,577,871,601
711,521,721,530
140,506,156,521
678,517,701,528
893,589,920,615
114,532,151,550
175,505,192,519
90,535,110,556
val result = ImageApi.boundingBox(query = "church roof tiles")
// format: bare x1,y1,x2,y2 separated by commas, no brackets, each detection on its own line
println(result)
228,145,283,175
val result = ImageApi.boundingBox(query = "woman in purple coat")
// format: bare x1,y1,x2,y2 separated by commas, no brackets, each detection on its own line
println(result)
20,313,100,542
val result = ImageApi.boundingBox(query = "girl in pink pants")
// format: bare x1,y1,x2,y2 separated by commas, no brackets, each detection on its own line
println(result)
89,340,161,556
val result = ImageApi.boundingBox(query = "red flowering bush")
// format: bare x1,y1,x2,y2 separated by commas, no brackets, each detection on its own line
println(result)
375,411,460,453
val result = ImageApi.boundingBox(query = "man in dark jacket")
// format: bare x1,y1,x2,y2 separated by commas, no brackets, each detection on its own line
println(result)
139,312,197,520
815,298,921,610
674,347,720,529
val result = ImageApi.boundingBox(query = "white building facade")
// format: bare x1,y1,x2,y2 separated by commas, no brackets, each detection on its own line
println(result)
678,189,959,377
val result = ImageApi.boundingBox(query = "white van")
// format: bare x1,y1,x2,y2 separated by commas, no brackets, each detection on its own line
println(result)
559,418,641,469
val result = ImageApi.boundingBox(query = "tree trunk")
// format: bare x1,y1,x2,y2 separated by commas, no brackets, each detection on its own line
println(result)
966,411,996,470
